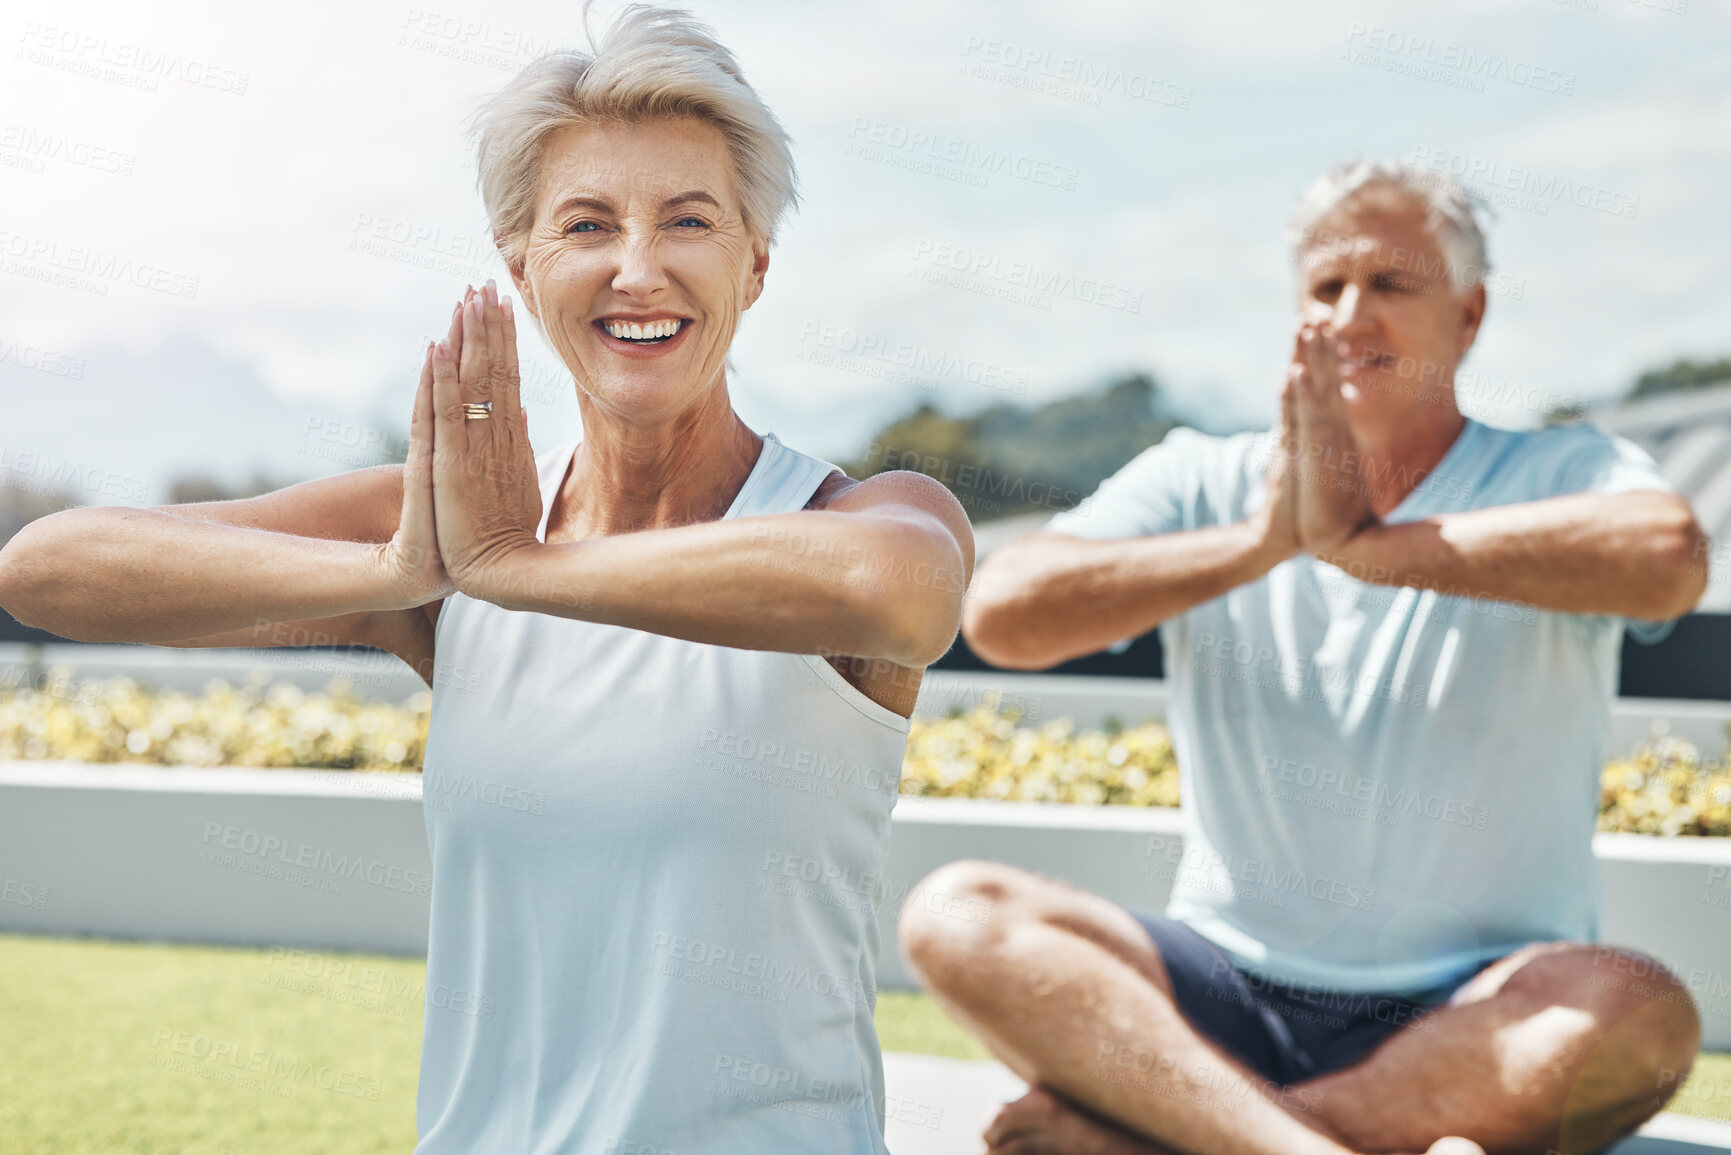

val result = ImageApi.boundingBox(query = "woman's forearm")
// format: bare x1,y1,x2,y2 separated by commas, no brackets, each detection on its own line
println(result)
0,506,413,643
462,507,968,666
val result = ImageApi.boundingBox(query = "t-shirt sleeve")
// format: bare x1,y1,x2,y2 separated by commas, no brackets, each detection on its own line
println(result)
1546,425,1674,499
1540,425,1681,644
1044,428,1209,541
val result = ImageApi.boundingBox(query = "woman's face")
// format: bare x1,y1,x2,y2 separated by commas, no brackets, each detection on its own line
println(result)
510,116,769,425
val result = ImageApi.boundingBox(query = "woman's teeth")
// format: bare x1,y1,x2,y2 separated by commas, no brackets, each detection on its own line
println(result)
603,319,683,342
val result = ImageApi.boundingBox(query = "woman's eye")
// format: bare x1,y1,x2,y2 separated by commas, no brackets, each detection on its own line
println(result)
565,221,600,234
674,216,709,229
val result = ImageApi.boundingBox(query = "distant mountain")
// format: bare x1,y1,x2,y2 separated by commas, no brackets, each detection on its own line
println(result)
841,373,1181,522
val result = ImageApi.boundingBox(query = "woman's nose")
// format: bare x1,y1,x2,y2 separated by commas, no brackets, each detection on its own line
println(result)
611,230,669,297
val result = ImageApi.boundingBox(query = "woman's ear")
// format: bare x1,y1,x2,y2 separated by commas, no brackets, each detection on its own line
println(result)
507,261,540,325
741,240,770,311
497,235,540,323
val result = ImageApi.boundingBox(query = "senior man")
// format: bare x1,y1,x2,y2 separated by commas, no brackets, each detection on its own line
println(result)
900,161,1709,1155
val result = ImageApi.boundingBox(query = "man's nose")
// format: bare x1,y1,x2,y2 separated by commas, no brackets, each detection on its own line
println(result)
1331,282,1375,334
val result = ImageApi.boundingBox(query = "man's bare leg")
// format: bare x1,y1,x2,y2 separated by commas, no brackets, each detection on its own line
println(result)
900,860,1693,1155
900,860,1473,1155
1293,943,1700,1154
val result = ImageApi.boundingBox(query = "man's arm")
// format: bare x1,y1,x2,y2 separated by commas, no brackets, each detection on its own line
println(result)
963,517,1291,670
1321,489,1707,621
965,381,1305,672
1289,323,1707,622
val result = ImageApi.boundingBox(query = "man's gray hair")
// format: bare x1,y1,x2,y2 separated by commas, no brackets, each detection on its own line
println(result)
469,1,799,272
1286,160,1492,294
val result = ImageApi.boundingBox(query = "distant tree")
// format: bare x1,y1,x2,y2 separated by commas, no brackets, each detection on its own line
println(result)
0,485,81,548
842,373,1178,522
1627,358,1731,402
167,472,295,504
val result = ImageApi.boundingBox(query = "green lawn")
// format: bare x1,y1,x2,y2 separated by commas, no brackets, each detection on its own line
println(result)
0,933,988,1154
0,933,1723,1154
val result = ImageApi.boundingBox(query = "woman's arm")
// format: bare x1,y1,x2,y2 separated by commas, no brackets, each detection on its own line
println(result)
0,503,406,643
464,469,974,669
0,344,451,647
151,605,439,689
426,286,972,669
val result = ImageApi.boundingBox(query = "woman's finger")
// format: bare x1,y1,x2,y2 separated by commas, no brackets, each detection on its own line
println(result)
483,282,526,434
399,342,440,569
407,340,436,484
431,303,466,465
499,292,520,386
459,290,491,406
503,296,529,440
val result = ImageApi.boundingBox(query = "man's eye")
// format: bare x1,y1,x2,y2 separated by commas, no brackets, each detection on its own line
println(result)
1313,280,1343,300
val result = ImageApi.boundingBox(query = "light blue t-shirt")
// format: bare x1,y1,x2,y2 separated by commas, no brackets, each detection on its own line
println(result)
1047,416,1678,994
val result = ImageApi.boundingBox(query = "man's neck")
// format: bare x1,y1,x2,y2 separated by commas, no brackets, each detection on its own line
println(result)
1352,404,1468,518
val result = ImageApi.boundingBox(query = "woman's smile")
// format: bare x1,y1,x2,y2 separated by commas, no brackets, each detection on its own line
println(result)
592,314,696,358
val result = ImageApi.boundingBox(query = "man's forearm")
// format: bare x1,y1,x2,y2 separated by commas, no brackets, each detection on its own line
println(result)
1318,491,1707,620
0,507,412,643
963,518,1290,670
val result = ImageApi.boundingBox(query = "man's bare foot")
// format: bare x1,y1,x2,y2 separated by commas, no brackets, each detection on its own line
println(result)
982,1086,1173,1155
981,1085,1485,1155
1417,1141,1485,1155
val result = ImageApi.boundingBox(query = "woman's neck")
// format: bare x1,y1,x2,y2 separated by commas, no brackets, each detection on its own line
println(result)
556,383,764,537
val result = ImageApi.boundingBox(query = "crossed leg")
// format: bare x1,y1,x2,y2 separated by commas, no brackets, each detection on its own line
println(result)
899,860,1702,1155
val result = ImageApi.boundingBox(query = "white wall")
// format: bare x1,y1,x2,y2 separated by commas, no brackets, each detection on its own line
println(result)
5,762,1731,1051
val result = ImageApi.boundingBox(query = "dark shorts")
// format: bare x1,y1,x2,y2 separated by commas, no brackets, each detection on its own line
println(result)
1129,909,1496,1086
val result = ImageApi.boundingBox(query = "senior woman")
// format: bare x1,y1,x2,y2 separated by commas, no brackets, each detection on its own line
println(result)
0,5,971,1152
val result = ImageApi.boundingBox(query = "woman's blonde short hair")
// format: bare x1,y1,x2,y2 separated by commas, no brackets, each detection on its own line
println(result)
470,1,799,272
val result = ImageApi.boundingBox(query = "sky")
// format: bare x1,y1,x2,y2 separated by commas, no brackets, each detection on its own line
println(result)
2,0,1727,504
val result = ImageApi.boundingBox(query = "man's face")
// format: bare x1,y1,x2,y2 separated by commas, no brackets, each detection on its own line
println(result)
1294,187,1485,423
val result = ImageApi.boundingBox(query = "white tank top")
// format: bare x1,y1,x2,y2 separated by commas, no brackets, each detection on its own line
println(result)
414,431,910,1155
